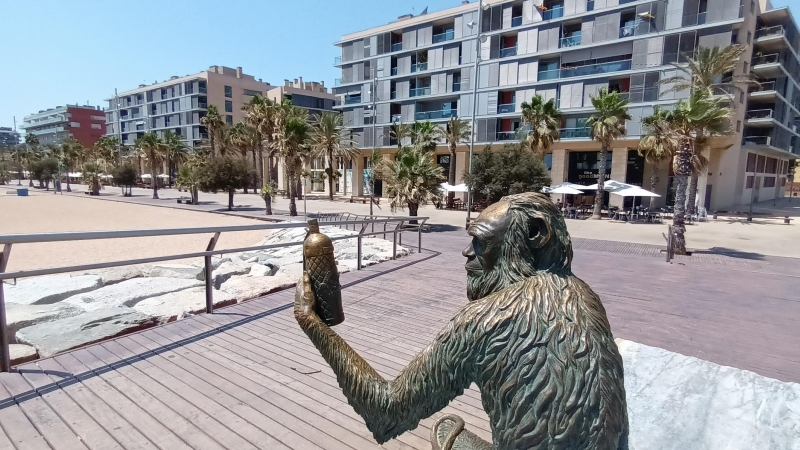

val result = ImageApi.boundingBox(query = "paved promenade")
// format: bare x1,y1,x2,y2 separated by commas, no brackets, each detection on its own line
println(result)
1,226,799,448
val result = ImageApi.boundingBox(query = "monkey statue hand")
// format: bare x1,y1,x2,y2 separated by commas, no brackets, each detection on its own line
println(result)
294,272,318,329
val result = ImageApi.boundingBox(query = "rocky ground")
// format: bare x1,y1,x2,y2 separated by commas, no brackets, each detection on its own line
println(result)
4,225,409,363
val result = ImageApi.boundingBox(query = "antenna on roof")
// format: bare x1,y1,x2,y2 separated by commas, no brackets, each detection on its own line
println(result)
420,6,428,15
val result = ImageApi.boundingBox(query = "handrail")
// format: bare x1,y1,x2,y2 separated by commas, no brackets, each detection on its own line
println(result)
0,216,428,372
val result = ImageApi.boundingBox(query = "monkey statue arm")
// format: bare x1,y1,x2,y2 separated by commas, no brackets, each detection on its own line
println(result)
295,273,482,444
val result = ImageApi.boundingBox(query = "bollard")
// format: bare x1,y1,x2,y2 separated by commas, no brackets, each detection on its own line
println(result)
204,233,221,314
713,212,718,220
785,216,792,225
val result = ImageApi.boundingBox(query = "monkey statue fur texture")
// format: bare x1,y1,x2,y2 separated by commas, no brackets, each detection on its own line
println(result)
294,192,628,449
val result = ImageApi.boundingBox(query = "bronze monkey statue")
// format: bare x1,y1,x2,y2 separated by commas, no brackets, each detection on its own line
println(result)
295,192,628,449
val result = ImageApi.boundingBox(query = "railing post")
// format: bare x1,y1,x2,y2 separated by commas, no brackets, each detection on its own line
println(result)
357,223,368,270
418,218,426,253
392,221,404,260
0,244,12,372
205,232,221,314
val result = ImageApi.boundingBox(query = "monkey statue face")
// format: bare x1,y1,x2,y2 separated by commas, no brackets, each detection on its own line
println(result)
463,194,573,301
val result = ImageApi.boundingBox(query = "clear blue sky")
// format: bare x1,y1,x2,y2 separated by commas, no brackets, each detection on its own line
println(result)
1,0,798,132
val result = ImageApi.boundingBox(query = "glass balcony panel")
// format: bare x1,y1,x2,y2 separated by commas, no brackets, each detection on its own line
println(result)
561,59,632,78
411,63,428,73
414,110,458,121
391,114,402,123
335,78,343,86
619,24,636,38
391,42,403,52
541,5,564,20
746,109,774,119
559,127,591,139
497,103,515,114
697,12,706,24
334,56,342,65
432,29,455,43
750,81,776,92
538,69,560,80
391,67,398,76
587,0,594,10
390,91,397,99
743,136,772,146
756,25,785,39
559,34,582,48
344,96,362,105
752,54,780,65
511,16,522,27
453,82,461,92
496,131,517,141
500,46,518,58
409,87,432,97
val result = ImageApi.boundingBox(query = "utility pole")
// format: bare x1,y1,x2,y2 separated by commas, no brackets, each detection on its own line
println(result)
747,151,757,222
465,0,484,228
370,68,378,216
115,88,122,166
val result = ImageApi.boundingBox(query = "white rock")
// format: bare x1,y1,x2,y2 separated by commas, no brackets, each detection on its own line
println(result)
192,256,231,271
219,275,296,301
145,263,204,280
62,277,202,311
9,344,38,365
133,287,236,323
5,274,103,305
6,302,84,343
617,339,800,450
77,266,142,285
276,262,305,280
17,307,159,357
212,261,249,288
249,263,276,277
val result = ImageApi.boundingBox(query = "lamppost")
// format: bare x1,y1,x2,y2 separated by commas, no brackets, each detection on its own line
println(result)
370,69,378,216
465,0,485,228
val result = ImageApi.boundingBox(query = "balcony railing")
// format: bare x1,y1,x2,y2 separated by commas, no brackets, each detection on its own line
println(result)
750,81,776,92
541,5,564,20
697,11,707,25
199,87,207,94
511,16,523,27
410,87,432,97
498,103,515,114
391,114,402,123
743,136,773,146
496,131,518,141
559,34,581,48
415,109,458,121
752,53,780,66
411,62,428,73
198,103,208,109
619,24,636,38
562,59,632,78
538,69,560,80
500,46,518,58
587,0,595,10
390,91,397,99
453,82,461,92
391,42,403,52
746,109,774,120
391,67,398,76
756,25,785,39
334,56,342,65
432,29,455,43
344,96,362,105
335,78,343,86
559,127,591,139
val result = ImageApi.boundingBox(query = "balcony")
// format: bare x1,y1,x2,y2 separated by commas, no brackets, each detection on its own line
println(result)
538,69,560,81
391,67,398,76
756,25,785,39
411,63,428,73
559,127,591,139
199,87,207,94
496,131,518,141
335,78,343,86
390,91,397,99
559,34,581,48
746,109,775,123
453,82,461,92
541,5,564,20
752,53,780,66
410,87,432,97
511,16,522,27
198,102,208,109
619,24,636,38
344,95,362,105
391,114,402,123
415,110,458,121
498,103,515,114
499,46,518,58
432,29,455,43
742,136,772,146
391,42,403,52
561,59,632,79
334,56,342,65
750,81,776,92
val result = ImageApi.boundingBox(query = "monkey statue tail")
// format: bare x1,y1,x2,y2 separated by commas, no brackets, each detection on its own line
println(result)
430,414,492,450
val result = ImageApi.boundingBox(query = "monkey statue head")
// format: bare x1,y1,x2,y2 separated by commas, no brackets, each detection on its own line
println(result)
464,192,573,301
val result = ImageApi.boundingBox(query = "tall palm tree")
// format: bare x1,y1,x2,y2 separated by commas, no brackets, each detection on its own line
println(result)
413,121,440,152
438,117,471,208
243,95,277,188
59,139,83,192
520,94,562,159
380,147,444,224
162,131,188,187
388,123,414,150
136,133,167,199
638,107,679,203
93,136,119,171
310,112,359,201
277,110,312,216
200,105,224,157
586,89,631,219
230,122,258,194
24,134,39,186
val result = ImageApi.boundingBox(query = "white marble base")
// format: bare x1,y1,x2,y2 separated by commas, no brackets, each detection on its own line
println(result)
617,339,800,450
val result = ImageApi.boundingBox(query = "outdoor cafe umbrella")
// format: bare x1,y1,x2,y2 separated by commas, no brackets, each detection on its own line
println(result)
580,180,635,191
549,185,585,210
440,182,469,192
611,186,660,217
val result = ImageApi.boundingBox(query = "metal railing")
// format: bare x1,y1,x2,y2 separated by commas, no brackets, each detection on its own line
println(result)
746,109,774,120
756,25,785,39
432,30,455,43
750,80,776,92
752,53,780,66
0,217,427,372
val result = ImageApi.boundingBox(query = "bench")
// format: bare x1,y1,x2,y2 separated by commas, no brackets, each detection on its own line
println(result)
350,196,380,205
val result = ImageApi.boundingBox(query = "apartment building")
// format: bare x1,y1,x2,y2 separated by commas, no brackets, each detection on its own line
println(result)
267,77,337,117
332,0,799,210
21,105,106,147
0,127,19,148
104,66,273,148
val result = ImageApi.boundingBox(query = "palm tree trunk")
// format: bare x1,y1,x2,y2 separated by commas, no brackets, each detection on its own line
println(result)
592,146,608,219
672,138,693,255
251,147,258,192
264,195,272,215
210,134,216,158
151,164,159,199
686,174,699,217
228,190,234,211
66,165,72,192
288,166,297,216
650,162,659,207
447,144,456,208
257,141,264,189
328,149,335,201
408,202,419,225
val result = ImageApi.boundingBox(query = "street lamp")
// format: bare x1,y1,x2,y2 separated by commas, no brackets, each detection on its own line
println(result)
370,69,378,216
465,0,486,228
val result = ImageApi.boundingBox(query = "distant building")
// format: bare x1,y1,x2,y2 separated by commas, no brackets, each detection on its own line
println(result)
0,127,19,148
21,105,106,147
266,78,336,117
104,66,274,148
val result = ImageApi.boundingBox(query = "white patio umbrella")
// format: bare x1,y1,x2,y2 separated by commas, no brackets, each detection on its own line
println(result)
157,174,170,179
440,182,468,192
140,174,152,179
580,180,635,191
549,185,585,210
611,186,660,218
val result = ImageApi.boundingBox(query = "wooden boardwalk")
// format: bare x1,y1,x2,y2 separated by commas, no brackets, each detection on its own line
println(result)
1,231,799,449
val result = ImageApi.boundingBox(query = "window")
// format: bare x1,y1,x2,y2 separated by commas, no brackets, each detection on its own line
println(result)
70,122,80,128
781,177,786,187
765,157,777,173
226,115,233,125
746,153,756,171
736,120,742,131
225,100,233,113
243,89,262,96
743,61,748,73
91,115,105,121
763,177,776,188
756,155,766,172
746,175,754,188
747,31,752,44
224,85,232,98
750,0,755,14
740,91,745,103
91,123,102,129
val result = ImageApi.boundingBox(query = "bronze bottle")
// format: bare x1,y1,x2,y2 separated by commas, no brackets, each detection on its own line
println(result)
303,219,345,326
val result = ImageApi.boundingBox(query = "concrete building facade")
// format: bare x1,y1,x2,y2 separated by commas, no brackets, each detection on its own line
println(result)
332,0,799,210
21,105,106,147
0,127,19,148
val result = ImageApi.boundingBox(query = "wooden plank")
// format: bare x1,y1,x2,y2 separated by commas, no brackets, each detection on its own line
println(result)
0,378,52,450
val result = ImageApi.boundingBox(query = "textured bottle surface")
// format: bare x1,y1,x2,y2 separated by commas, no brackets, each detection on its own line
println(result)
303,219,345,326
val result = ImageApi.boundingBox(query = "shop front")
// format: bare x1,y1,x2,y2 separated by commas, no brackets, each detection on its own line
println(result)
565,150,645,207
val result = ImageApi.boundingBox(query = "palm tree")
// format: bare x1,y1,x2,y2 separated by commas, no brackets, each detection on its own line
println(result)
520,94,562,159
243,95,277,188
162,131,188,187
82,162,103,196
93,136,119,171
638,107,679,204
59,139,83,192
276,109,312,216
586,89,631,219
438,117,471,208
136,133,167,199
24,134,39,186
380,147,444,224
388,123,414,150
200,105,224,157
176,165,201,205
310,112,359,201
229,123,259,193
413,121,440,152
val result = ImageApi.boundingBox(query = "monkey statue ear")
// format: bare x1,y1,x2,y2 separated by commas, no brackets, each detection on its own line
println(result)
528,217,552,249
